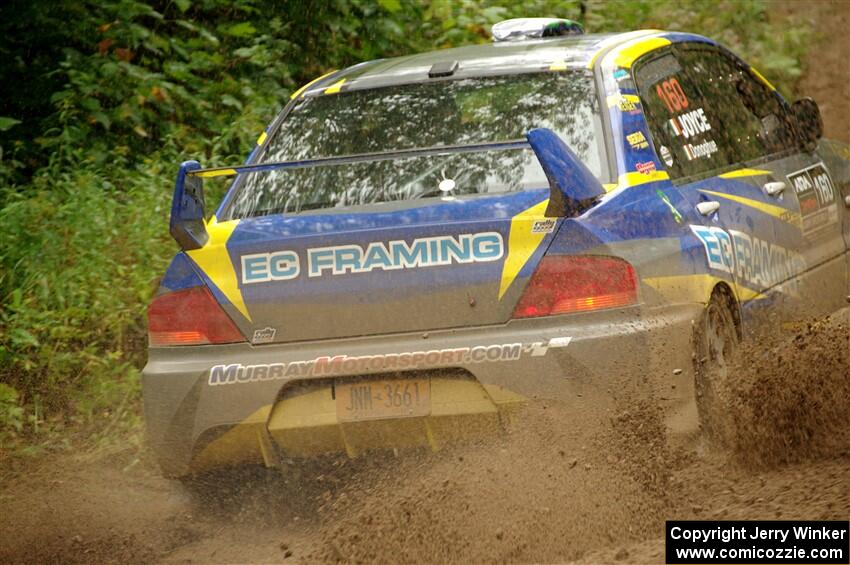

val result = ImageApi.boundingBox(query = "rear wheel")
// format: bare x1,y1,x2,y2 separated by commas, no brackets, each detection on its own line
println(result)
694,288,739,445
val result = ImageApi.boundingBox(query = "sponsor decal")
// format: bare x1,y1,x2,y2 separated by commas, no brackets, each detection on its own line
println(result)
208,337,573,386
252,327,276,344
787,163,838,236
241,232,504,284
636,161,657,175
656,189,683,224
613,69,629,81
660,145,674,167
690,225,804,291
683,138,718,161
668,108,711,139
626,131,649,150
531,218,557,234
609,94,639,113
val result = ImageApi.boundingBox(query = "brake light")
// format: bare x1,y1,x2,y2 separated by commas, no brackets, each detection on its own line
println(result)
148,286,245,346
512,255,637,318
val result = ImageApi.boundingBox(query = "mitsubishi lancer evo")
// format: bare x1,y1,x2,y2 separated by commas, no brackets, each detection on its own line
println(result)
143,18,850,478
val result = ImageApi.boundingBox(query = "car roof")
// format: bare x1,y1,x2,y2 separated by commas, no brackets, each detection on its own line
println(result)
298,32,653,96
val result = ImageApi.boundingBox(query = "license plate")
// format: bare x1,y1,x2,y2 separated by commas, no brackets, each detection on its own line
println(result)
336,378,431,422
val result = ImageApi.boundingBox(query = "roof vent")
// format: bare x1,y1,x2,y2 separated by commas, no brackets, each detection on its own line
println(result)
428,61,459,78
491,18,584,42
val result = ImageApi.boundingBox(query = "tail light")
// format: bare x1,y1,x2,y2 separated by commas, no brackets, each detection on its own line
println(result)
512,255,637,318
148,286,245,346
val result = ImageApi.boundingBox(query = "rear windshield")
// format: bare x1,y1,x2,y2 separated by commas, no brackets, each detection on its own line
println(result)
221,71,605,219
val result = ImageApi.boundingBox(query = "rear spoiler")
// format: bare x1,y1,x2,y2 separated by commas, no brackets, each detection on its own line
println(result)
171,128,605,250
186,138,531,179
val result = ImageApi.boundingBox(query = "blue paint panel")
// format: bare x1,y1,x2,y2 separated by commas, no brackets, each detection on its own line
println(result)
159,252,204,292
662,32,717,46
224,190,553,304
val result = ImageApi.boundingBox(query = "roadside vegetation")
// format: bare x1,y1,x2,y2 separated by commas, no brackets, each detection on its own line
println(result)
0,0,811,455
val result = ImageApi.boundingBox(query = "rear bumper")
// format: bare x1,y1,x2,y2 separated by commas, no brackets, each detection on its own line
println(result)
142,303,702,477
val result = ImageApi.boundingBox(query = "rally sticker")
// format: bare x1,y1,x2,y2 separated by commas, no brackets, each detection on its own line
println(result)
627,131,649,150
660,145,674,167
636,161,657,175
252,327,276,344
531,219,557,234
683,139,718,161
608,94,639,113
208,337,572,386
669,108,711,139
787,163,838,237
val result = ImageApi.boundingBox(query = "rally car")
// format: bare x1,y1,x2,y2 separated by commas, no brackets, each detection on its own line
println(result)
143,18,850,478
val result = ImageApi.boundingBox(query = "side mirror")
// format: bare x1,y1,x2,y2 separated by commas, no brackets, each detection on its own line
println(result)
526,128,606,218
170,160,209,250
792,97,823,150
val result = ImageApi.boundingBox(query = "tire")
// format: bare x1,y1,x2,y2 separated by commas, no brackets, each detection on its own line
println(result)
693,288,739,445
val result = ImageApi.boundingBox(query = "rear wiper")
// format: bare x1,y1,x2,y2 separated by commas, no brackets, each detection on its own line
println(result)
297,201,334,211
415,189,451,199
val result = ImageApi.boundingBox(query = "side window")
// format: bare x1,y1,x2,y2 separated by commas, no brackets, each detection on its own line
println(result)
634,51,729,180
676,46,797,163
634,45,798,182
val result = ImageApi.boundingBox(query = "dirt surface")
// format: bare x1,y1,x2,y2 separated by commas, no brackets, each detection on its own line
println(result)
1,310,849,564
783,0,850,143
2,5,850,564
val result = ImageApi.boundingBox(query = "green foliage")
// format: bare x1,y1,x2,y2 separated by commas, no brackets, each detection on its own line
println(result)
606,0,809,100
0,0,814,448
0,156,174,446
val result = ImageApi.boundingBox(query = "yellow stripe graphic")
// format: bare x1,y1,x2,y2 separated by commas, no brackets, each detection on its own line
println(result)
613,37,671,69
587,30,660,69
187,217,251,321
289,69,338,100
498,199,551,299
324,78,346,95
195,168,237,179
256,131,267,146
749,67,776,91
698,189,797,223
617,170,670,189
644,274,763,304
718,168,770,179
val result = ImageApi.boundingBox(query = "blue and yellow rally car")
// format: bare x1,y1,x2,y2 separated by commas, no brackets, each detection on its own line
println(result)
143,18,850,477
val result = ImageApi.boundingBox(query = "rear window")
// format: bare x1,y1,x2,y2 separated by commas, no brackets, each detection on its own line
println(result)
221,72,606,219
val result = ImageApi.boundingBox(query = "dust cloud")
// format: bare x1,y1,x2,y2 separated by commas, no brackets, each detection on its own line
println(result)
1,315,848,564
725,312,850,467
298,314,849,564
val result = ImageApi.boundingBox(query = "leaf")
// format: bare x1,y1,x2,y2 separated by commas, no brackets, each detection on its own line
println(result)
10,328,40,348
0,117,21,131
91,111,112,129
221,94,243,110
174,0,191,12
222,22,257,38
378,0,401,12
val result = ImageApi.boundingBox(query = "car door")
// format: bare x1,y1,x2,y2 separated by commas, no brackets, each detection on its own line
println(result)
632,47,793,314
673,43,847,320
